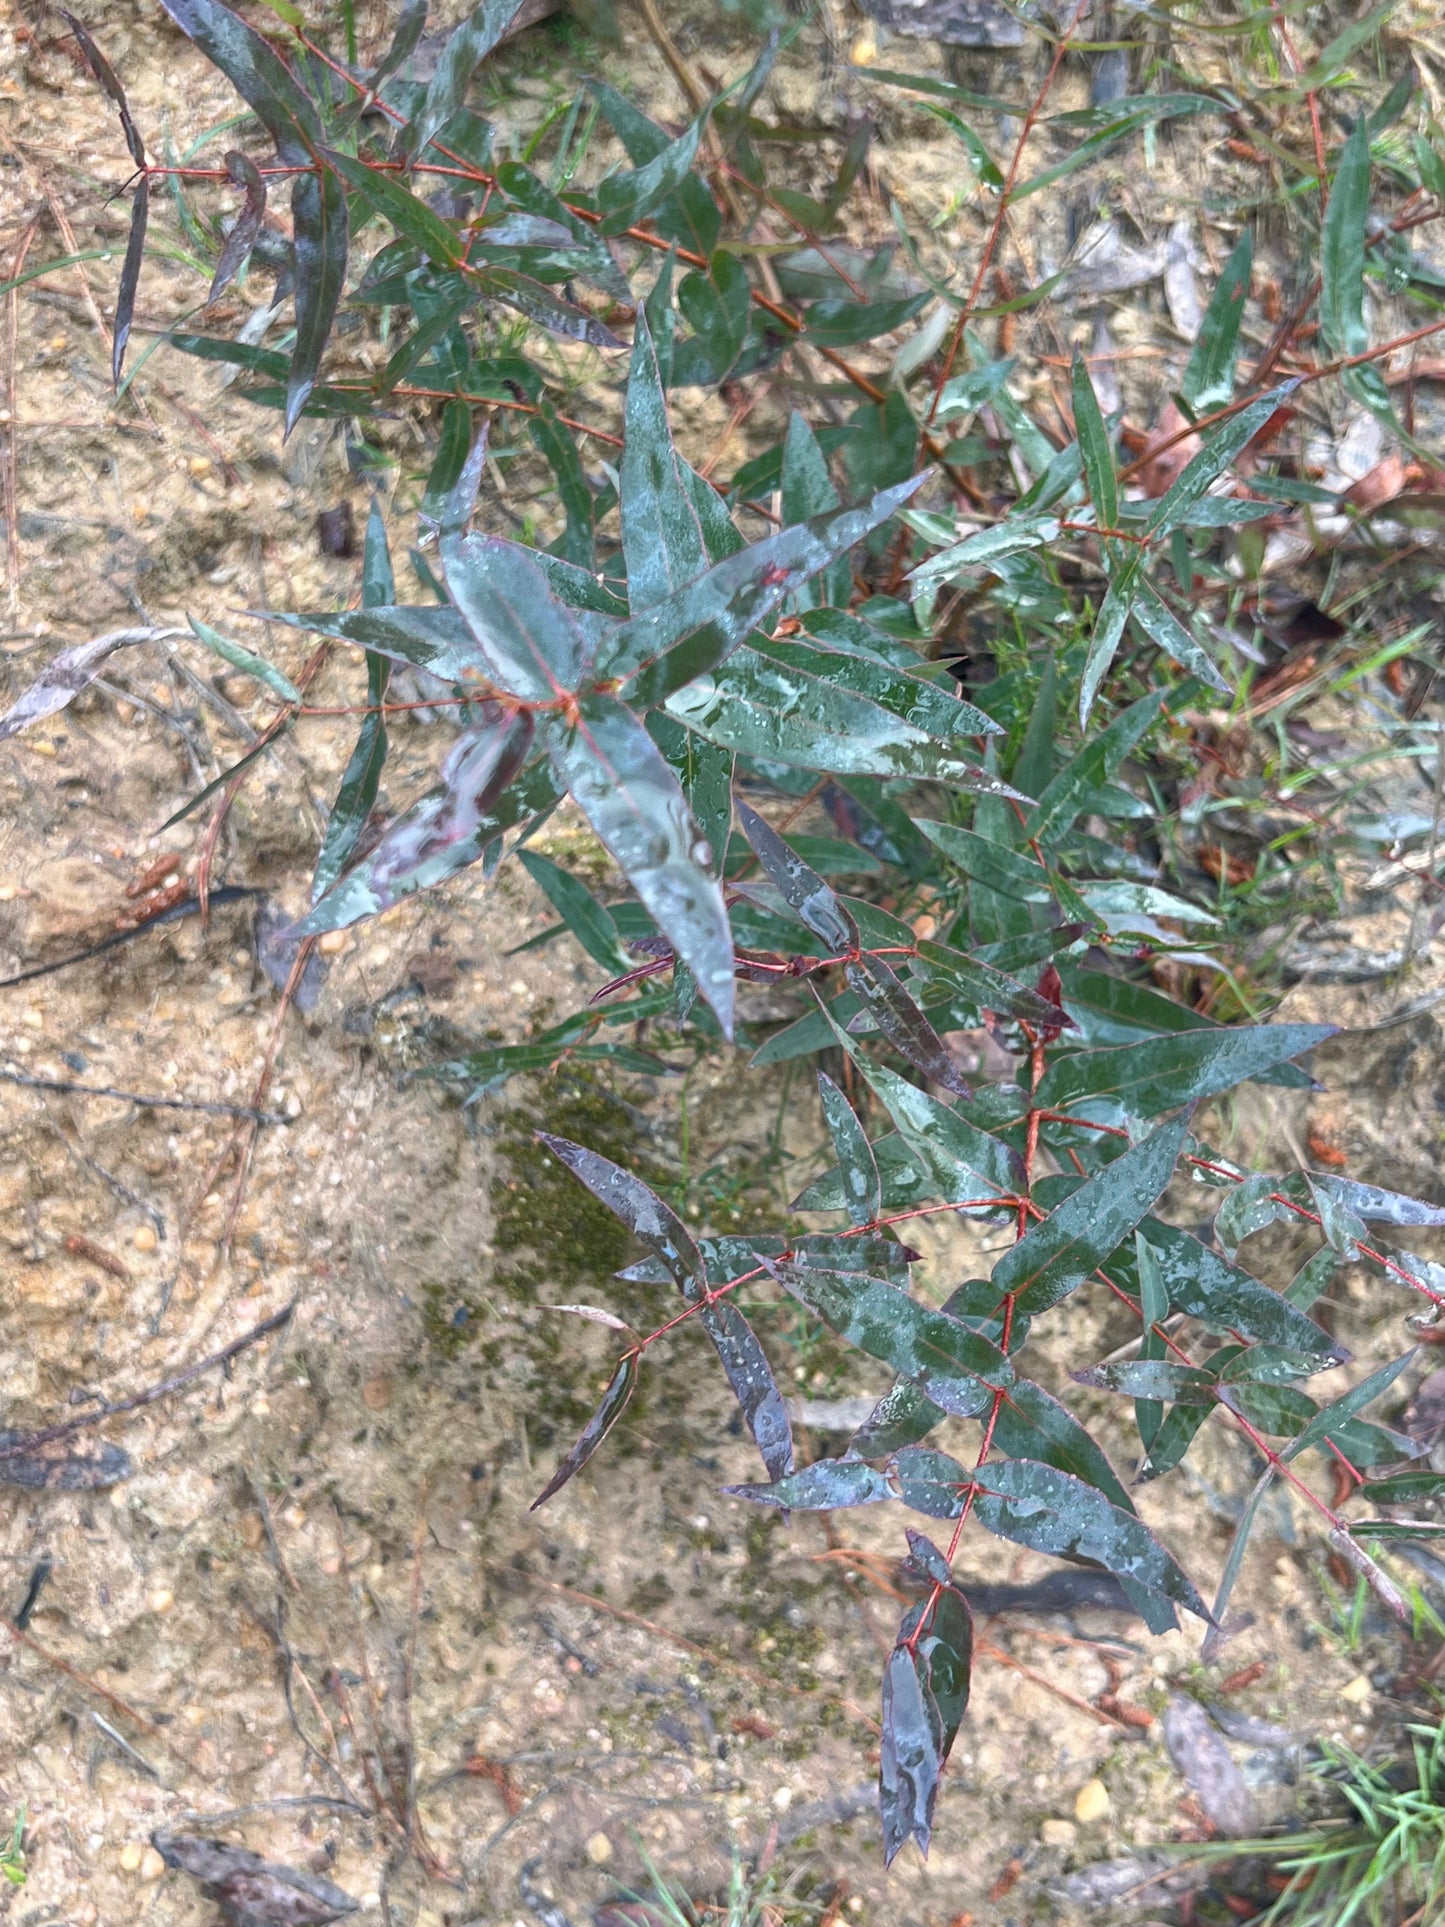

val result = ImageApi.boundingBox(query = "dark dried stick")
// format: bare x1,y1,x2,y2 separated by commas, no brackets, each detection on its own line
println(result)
0,1062,287,1123
0,1301,293,1463
0,883,262,989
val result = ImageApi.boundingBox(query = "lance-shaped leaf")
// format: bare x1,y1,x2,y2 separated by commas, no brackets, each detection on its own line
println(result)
157,0,323,161
268,602,493,683
539,1134,701,1287
914,939,1072,1031
1180,227,1252,414
1075,1360,1217,1402
817,1071,881,1229
538,1136,790,1477
1072,348,1117,535
752,635,999,743
973,1458,1207,1619
736,799,857,952
545,694,734,1036
588,79,721,259
619,312,742,615
1317,1176,1445,1229
881,1583,973,1864
780,409,849,608
189,617,300,704
667,645,1024,794
114,173,149,386
369,0,428,88
442,537,606,703
409,0,525,159
596,107,710,235
763,1260,1012,1416
518,851,631,975
295,707,537,934
288,164,349,435
1321,117,1371,359
208,150,267,306
727,1456,893,1511
1115,1218,1339,1361
326,146,463,268
1130,577,1230,693
845,950,971,1096
0,627,157,740
990,1116,1188,1319
532,1350,639,1508
485,267,625,350
912,819,1052,903
1034,1024,1334,1116
611,477,928,704
1027,691,1164,842
851,1056,1018,1203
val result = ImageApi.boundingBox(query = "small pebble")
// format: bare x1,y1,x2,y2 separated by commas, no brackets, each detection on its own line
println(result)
282,1505,307,1530
187,455,212,477
119,1841,145,1873
1341,1674,1372,1705
772,1786,793,1812
139,1846,166,1882
132,1224,158,1253
318,928,348,955
1074,1779,1110,1824
146,1587,174,1616
584,1831,613,1866
1041,1817,1077,1849
361,1375,393,1412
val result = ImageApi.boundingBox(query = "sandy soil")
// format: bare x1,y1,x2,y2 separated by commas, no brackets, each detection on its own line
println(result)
3,5,1445,1925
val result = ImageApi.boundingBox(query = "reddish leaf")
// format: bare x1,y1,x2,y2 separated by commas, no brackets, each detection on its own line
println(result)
531,1351,639,1508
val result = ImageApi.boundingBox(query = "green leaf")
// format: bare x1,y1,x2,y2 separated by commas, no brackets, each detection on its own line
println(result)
672,251,751,384
409,0,525,160
841,1053,1019,1203
1072,348,1117,536
529,396,595,569
312,501,393,901
596,107,710,235
912,819,1051,903
518,850,630,975
1027,691,1164,842
1278,1349,1415,1464
157,0,322,162
667,644,1024,794
295,709,540,935
913,938,1071,1030
544,694,734,1038
764,1261,1013,1416
268,603,487,682
531,1348,638,1507
1293,0,1400,94
587,80,721,260
1077,576,1134,725
188,616,300,704
1147,385,1298,540
1130,577,1230,693
611,478,926,705
802,293,932,347
1321,116,1371,359
752,635,998,744
620,313,742,616
1111,1219,1339,1361
727,1457,894,1511
990,1116,1188,1318
880,1581,973,1865
326,146,461,267
1075,1360,1216,1402
1180,228,1252,414
1034,1024,1335,1116
287,164,349,436
972,1458,1207,1618
816,1072,881,1230
442,495,605,701
1359,1471,1445,1505
780,410,848,611
844,950,972,1096
736,799,856,951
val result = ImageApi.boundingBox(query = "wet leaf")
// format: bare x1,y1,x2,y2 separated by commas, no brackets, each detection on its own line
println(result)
753,635,999,747
972,1458,1207,1619
441,530,604,701
596,107,710,236
270,602,485,681
1074,1360,1216,1402
844,950,971,1096
409,0,526,159
727,1455,892,1511
816,1071,881,1229
845,1054,1018,1204
912,820,1051,903
763,1261,1012,1417
1072,348,1117,535
544,695,734,1036
1034,1024,1334,1116
531,1350,640,1508
369,0,429,88
157,0,322,162
612,478,926,705
881,1583,973,1864
1027,691,1165,842
904,1528,954,1587
736,799,857,951
587,80,721,261
114,175,149,386
326,147,461,267
1322,121,1371,361
991,1117,1188,1318
288,164,349,436
518,850,630,975
914,939,1072,1030
701,1299,795,1482
538,1134,701,1289
1130,577,1230,693
207,150,268,307
296,707,537,934
1179,227,1252,414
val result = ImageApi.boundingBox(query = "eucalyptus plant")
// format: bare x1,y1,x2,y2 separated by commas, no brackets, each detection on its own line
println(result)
25,0,1445,1864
